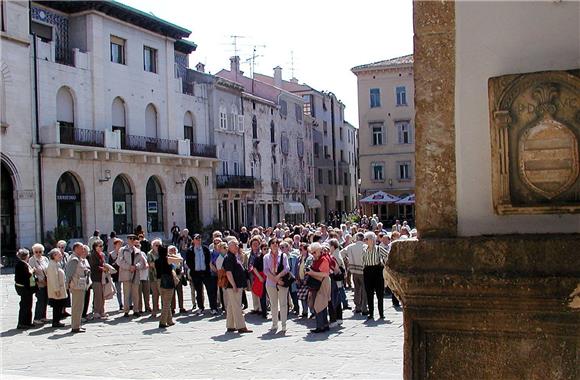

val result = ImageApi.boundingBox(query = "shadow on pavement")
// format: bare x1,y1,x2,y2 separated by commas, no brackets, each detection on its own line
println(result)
302,331,331,342
142,327,169,335
258,330,289,340
0,328,26,337
47,331,74,340
28,326,66,336
210,332,242,341
363,318,392,326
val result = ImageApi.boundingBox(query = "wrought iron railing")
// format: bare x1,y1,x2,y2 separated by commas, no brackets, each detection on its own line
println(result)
182,80,194,96
216,175,255,189
190,142,217,158
124,135,178,154
55,48,74,67
59,126,105,147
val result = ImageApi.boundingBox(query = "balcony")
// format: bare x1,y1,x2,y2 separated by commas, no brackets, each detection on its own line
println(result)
182,80,194,96
190,142,217,158
59,125,104,147
125,134,178,155
216,175,255,189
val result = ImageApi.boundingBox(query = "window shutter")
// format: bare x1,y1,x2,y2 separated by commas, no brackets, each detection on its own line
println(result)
398,124,403,144
237,115,244,132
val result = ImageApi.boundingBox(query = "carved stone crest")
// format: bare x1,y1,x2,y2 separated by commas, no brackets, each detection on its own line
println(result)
489,70,580,215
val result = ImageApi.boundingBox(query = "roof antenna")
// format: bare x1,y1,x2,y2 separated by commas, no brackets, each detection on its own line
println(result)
230,35,246,57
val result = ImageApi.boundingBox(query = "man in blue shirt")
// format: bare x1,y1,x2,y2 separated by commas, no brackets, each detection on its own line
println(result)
185,234,218,315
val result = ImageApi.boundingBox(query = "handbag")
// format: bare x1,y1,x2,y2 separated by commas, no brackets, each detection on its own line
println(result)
171,269,180,288
217,269,228,288
102,273,116,300
306,274,322,290
277,253,295,288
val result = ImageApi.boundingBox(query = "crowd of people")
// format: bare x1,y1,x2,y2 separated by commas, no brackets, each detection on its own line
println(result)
13,218,417,335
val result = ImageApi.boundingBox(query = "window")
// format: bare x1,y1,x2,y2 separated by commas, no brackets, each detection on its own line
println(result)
270,121,275,143
222,160,229,175
314,143,320,158
323,121,328,136
370,88,381,108
1,0,6,32
237,115,244,132
340,150,344,162
219,107,227,130
344,172,349,186
146,177,164,232
303,95,311,115
233,161,240,175
371,123,384,145
324,145,329,158
339,127,343,141
397,121,412,144
372,162,384,181
281,132,289,155
396,86,407,106
143,46,157,73
399,161,411,180
112,175,133,235
297,138,304,158
184,111,194,141
185,178,199,231
31,21,52,42
145,103,157,138
252,115,258,139
110,36,125,64
279,100,287,118
56,172,83,238
328,170,333,185
112,97,127,147
295,104,303,122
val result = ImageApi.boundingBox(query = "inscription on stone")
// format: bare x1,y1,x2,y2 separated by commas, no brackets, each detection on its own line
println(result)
488,70,580,214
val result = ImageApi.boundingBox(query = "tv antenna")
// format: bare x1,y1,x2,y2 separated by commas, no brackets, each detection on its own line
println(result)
244,44,266,78
230,35,246,57
290,50,296,79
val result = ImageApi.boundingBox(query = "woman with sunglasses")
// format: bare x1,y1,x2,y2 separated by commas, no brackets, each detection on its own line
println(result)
263,238,290,333
29,243,49,324
306,242,331,333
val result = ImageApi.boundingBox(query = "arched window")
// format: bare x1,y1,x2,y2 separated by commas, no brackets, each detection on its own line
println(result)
57,87,75,144
112,175,133,235
184,111,194,142
56,172,82,238
112,97,126,146
231,149,240,175
270,120,275,143
252,115,258,139
146,176,164,233
185,178,200,232
145,103,157,138
1,162,16,252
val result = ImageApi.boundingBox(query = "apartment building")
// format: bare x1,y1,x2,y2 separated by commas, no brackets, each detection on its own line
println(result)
351,54,415,222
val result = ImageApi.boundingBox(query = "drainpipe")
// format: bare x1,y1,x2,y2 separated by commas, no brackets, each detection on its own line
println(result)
30,3,45,244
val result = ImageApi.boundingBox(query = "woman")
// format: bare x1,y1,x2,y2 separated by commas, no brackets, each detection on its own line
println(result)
327,239,345,327
108,238,123,310
65,242,92,333
46,248,67,327
56,240,71,318
296,243,313,318
156,245,182,328
29,243,49,324
248,238,267,317
147,239,162,318
263,238,290,333
306,242,331,333
215,241,229,313
88,239,109,319
209,237,223,311
14,248,37,329
223,239,252,334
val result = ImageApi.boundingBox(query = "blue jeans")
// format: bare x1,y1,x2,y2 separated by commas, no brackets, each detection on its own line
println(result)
339,287,349,308
114,281,123,308
34,286,48,320
315,307,328,329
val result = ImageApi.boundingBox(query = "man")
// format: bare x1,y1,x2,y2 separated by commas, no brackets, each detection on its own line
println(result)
185,234,218,315
239,227,249,246
117,234,145,318
147,239,162,318
319,225,329,243
87,230,100,250
171,222,180,246
65,242,91,333
392,219,402,232
341,232,368,314
362,231,388,320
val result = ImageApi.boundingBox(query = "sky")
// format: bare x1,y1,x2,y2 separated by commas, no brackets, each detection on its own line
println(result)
120,0,414,127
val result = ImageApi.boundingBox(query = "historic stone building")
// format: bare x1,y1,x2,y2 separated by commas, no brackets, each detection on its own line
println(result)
351,54,415,223
255,70,359,223
13,1,219,243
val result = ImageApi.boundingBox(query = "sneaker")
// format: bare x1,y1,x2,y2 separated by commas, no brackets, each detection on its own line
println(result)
197,309,205,316
210,309,218,316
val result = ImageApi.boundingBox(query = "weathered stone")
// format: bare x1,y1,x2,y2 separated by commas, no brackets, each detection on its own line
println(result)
413,1,457,238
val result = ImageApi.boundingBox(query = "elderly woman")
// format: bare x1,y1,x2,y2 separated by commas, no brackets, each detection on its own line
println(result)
263,238,290,333
29,243,49,324
108,238,124,310
147,238,162,318
362,231,388,320
55,240,71,318
223,239,252,334
65,242,92,333
328,239,346,327
14,248,37,329
156,245,182,328
46,248,67,327
296,243,313,318
306,242,331,333
88,239,109,319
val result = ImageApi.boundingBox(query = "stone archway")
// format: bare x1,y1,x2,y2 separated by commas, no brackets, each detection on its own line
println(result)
1,161,16,256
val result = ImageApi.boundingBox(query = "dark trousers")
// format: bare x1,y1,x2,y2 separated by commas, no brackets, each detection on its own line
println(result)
290,290,299,313
260,283,268,318
17,288,34,326
51,300,63,326
363,265,384,318
34,286,48,320
241,289,248,309
192,272,217,310
315,307,328,329
82,287,91,318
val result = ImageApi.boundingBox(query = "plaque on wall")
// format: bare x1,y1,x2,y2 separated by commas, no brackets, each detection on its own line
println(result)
488,69,580,214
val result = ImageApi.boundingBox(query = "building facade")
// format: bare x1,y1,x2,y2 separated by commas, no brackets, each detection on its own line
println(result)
14,1,219,243
254,71,359,223
352,54,415,222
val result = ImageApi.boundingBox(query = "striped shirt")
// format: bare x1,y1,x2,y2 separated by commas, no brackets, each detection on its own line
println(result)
362,245,388,267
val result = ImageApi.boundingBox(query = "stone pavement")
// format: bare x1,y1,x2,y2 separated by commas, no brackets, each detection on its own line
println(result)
0,273,403,379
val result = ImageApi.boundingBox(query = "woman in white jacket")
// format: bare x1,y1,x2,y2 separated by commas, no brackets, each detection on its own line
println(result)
46,248,68,328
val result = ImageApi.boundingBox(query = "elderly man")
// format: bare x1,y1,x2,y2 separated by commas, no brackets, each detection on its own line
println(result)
65,242,91,333
186,234,218,315
362,231,388,320
341,232,368,315
117,234,146,318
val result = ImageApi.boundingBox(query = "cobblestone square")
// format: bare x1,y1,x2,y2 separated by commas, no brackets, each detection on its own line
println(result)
0,273,403,380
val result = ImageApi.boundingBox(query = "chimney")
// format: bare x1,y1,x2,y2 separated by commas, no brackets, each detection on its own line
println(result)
195,62,205,73
230,56,241,73
273,66,282,88
290,77,298,84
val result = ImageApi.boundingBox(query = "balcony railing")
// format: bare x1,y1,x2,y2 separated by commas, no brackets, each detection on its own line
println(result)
124,134,178,154
216,175,255,189
59,126,105,147
182,80,194,96
55,48,74,67
190,142,217,158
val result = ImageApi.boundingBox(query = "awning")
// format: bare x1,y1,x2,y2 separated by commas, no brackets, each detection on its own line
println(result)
284,201,305,214
359,191,400,204
396,194,415,205
307,198,322,209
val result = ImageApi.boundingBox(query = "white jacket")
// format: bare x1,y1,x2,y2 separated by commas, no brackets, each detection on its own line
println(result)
340,241,366,275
